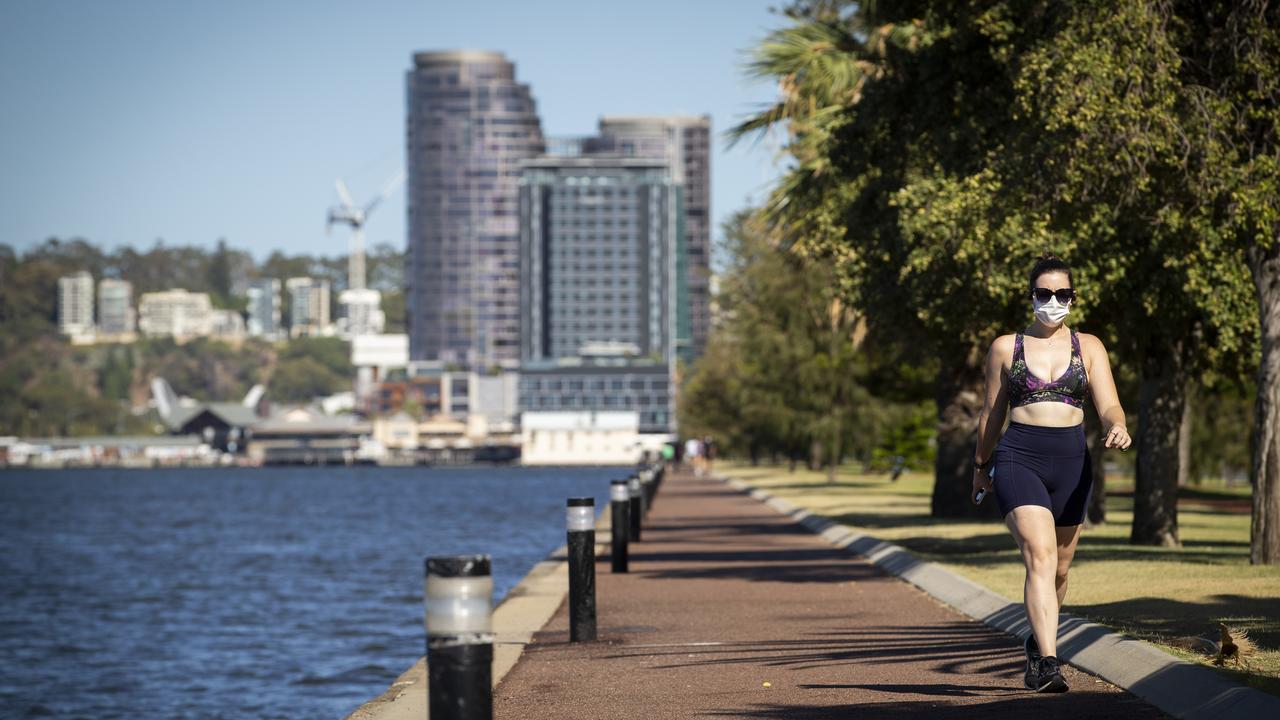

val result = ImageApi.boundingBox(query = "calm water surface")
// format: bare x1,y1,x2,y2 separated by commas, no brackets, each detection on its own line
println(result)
0,466,621,719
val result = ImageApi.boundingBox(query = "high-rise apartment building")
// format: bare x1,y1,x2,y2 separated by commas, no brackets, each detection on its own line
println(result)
286,277,331,338
246,279,282,339
594,116,710,362
405,50,545,367
97,278,135,336
58,271,94,337
519,156,682,362
517,155,684,433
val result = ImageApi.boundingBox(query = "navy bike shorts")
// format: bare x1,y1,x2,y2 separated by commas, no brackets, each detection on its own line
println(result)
992,421,1093,526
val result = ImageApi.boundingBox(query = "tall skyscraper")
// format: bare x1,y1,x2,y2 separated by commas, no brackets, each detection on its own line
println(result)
58,271,94,337
405,50,545,367
595,116,710,362
97,278,135,336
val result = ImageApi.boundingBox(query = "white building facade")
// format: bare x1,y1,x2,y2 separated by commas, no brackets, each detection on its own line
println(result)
58,271,95,338
520,411,643,465
138,289,213,339
286,277,331,337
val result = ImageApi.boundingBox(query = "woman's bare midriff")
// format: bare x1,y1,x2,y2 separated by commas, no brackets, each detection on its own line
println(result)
1009,402,1085,427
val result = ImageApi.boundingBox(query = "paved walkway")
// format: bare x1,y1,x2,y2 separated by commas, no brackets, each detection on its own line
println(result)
494,469,1167,719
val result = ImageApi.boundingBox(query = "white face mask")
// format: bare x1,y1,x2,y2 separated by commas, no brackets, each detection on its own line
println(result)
1033,296,1071,325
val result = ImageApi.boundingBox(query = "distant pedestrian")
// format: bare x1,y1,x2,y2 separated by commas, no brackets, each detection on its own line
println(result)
703,436,716,475
972,254,1131,693
685,437,703,476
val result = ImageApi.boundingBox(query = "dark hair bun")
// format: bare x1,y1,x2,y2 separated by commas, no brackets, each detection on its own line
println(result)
1029,253,1073,291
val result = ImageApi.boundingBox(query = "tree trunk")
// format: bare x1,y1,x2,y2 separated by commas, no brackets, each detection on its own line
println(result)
828,408,841,484
1085,409,1107,527
930,359,996,518
1248,244,1280,564
1130,342,1185,547
1178,393,1193,486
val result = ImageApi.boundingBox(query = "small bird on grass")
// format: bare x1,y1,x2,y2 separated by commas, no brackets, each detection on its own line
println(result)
1213,623,1256,669
1167,623,1256,669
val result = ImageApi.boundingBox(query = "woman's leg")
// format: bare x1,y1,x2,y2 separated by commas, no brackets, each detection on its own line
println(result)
1006,505,1061,657
1054,524,1083,609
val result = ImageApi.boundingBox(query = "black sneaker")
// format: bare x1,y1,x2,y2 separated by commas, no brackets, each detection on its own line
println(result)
1023,634,1042,686
1026,655,1069,693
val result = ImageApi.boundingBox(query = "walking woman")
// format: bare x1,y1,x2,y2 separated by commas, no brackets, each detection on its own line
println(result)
971,254,1131,692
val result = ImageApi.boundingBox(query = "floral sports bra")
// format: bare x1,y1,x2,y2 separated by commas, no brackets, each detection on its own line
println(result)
1007,330,1089,408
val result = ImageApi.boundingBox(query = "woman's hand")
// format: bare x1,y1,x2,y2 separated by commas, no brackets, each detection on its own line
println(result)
972,466,993,505
1103,425,1132,451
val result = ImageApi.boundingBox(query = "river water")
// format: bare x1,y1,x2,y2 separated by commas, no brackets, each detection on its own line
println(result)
0,466,622,719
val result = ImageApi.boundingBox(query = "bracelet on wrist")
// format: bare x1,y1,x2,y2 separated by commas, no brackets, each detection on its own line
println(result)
973,457,992,470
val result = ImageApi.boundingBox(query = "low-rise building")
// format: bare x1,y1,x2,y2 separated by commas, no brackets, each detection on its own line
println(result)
372,411,419,451
209,309,246,341
520,411,643,465
245,406,369,465
138,289,213,339
163,402,261,452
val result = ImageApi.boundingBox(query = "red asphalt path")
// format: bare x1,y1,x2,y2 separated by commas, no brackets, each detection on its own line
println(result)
494,469,1168,719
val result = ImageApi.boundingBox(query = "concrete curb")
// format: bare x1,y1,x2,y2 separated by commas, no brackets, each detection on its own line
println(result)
722,474,1280,720
345,515,611,720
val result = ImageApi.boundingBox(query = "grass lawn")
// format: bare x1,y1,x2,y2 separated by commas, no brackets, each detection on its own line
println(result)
720,461,1280,696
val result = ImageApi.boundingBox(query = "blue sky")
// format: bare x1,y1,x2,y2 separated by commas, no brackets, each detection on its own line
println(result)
1,0,787,262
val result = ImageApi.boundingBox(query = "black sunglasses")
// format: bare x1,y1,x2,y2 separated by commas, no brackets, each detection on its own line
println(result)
1032,287,1076,303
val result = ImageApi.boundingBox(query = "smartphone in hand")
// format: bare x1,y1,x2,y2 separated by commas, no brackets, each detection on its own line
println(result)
975,465,994,504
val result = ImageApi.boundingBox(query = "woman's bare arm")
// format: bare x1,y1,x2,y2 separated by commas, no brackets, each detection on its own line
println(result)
1082,333,1131,450
974,336,1013,465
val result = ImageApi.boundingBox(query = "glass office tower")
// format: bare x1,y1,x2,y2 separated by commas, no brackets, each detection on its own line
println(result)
406,50,545,367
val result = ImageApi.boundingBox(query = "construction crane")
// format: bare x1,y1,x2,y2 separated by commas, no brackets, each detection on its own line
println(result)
326,171,404,291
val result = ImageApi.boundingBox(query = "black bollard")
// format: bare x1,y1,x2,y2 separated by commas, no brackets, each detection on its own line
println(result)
425,555,493,720
640,468,656,512
566,497,597,642
628,475,643,541
610,479,629,573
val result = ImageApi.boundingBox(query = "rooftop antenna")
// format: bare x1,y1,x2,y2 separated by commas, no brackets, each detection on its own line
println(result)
327,171,404,290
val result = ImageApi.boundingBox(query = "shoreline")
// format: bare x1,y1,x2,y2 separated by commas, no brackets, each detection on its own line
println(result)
343,504,610,720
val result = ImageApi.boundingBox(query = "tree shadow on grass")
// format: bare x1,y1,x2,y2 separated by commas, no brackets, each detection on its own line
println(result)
827,510,1002,531
1070,594,1280,649
944,545,1251,567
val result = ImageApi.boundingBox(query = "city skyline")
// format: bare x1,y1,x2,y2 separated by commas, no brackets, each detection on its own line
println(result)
1,1,785,267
